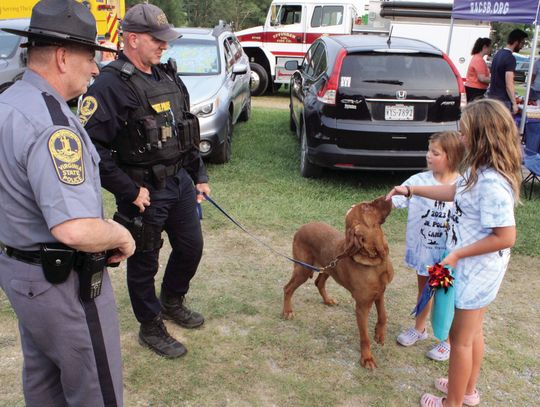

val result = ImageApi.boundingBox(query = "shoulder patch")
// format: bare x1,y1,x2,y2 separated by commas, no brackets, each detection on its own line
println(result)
48,129,85,185
79,96,98,126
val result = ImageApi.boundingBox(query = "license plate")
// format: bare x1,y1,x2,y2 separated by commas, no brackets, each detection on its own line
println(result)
385,105,414,121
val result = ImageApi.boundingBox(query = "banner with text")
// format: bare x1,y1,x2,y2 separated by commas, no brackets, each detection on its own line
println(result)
452,0,540,23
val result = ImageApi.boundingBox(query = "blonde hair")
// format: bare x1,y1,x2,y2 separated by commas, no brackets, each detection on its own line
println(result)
459,99,522,200
429,131,465,172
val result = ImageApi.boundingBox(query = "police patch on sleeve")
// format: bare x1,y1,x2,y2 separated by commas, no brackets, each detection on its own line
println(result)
79,96,98,126
48,129,85,185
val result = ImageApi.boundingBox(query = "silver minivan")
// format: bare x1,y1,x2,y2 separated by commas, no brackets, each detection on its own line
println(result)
0,19,30,89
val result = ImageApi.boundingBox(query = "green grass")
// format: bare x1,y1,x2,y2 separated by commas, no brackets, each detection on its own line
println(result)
1,104,539,406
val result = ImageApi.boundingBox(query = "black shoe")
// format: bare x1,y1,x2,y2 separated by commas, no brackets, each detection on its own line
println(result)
138,315,187,358
160,293,205,329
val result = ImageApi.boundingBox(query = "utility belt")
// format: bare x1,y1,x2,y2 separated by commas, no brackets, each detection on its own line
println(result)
121,160,182,190
1,243,118,301
113,212,163,252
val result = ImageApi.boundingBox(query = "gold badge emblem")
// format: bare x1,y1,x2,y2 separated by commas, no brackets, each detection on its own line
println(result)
48,129,85,185
156,13,168,26
79,96,98,126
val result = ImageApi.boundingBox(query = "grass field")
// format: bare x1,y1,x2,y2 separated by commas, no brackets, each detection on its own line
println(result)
0,98,539,406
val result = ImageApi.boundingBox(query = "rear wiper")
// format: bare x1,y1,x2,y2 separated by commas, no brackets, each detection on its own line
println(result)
363,79,404,85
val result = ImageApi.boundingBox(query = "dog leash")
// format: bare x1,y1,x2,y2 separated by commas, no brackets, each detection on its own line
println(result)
203,194,340,273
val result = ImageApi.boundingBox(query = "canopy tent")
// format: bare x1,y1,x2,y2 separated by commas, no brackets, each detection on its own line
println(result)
450,0,540,133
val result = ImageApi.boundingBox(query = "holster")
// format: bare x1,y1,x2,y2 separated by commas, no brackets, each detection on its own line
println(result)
113,212,163,252
40,243,77,284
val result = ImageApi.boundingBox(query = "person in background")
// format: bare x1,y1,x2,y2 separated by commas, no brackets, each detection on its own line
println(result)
393,131,465,362
81,3,210,359
487,29,528,114
387,98,521,407
465,37,491,102
99,31,117,63
0,0,135,405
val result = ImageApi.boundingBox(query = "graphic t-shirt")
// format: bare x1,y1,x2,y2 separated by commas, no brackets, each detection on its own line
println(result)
392,171,456,276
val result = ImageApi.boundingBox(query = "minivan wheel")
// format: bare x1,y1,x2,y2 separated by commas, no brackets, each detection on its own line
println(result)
212,114,232,164
300,123,322,178
249,63,268,96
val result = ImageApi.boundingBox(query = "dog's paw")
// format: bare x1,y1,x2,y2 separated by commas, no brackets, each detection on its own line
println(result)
282,310,295,320
374,330,385,345
360,356,377,370
323,298,338,306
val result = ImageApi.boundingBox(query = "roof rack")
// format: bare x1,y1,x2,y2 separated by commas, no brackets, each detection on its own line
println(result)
211,20,233,37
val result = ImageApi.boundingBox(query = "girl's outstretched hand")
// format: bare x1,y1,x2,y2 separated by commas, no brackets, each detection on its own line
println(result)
440,251,459,269
385,185,408,201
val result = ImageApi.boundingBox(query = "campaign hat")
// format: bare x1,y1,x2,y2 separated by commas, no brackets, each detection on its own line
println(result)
1,0,116,53
121,3,181,42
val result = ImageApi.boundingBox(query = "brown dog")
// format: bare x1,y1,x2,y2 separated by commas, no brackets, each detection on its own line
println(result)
282,196,393,369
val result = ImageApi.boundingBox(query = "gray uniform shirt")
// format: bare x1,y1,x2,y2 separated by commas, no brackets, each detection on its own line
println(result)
0,70,103,250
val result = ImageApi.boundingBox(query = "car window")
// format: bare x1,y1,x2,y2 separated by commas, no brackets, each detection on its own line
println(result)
226,36,242,60
339,53,457,91
223,40,234,71
311,43,327,78
274,5,302,25
0,32,20,59
302,43,321,77
311,6,344,27
161,38,220,75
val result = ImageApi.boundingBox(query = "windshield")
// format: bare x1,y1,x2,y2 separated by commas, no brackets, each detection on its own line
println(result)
162,39,220,75
0,32,20,59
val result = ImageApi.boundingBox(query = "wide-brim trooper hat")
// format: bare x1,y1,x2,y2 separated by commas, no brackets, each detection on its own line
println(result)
1,0,117,53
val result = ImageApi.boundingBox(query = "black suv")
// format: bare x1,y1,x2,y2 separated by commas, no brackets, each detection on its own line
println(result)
288,34,463,177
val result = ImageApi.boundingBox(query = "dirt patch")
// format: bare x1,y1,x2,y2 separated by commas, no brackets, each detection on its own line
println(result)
252,94,289,110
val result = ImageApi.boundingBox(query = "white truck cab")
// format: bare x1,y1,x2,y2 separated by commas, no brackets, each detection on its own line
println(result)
237,0,490,96
236,0,368,95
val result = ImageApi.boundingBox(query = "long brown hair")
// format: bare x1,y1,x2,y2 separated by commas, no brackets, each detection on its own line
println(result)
459,99,522,200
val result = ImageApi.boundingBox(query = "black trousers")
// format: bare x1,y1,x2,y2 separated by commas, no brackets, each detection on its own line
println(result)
465,86,487,103
117,169,203,323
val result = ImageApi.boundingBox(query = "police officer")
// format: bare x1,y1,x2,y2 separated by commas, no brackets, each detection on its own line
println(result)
82,3,210,358
0,0,135,405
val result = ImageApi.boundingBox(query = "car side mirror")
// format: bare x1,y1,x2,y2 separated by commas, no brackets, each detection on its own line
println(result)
232,63,248,80
284,60,299,71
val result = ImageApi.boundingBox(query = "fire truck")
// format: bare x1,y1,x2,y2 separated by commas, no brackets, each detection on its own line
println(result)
236,0,490,96
0,0,124,44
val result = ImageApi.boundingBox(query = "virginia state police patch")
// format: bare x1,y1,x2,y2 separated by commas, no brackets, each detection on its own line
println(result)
79,96,98,126
48,129,85,185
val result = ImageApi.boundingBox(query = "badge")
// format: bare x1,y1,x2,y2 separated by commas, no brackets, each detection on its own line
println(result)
151,100,171,113
79,96,98,126
48,129,85,185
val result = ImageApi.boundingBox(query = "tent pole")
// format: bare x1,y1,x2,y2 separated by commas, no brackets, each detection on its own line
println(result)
520,24,540,135
446,17,454,54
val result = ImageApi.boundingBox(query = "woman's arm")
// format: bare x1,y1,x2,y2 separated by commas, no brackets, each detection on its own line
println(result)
386,184,456,202
441,226,516,268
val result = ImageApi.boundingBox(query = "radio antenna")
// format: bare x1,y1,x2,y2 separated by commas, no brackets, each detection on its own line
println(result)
387,26,393,46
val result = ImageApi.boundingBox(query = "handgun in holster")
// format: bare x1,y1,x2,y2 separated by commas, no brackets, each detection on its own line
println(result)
113,211,162,252
75,252,107,301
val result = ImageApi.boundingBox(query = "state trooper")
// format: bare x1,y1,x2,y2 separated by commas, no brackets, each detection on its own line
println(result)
82,3,210,358
0,0,135,405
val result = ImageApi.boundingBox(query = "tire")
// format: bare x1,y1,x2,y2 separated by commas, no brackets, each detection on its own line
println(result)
300,121,322,178
211,114,232,164
249,62,268,96
238,96,251,122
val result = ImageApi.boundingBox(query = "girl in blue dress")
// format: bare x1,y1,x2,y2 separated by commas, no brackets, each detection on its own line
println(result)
387,98,522,407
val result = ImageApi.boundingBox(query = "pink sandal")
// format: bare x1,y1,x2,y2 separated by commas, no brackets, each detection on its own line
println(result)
434,377,480,406
420,393,445,407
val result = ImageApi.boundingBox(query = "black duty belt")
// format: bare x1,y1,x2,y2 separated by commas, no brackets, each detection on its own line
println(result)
4,246,41,266
121,161,182,185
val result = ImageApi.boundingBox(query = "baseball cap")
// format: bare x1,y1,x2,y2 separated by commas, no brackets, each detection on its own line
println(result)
121,3,181,42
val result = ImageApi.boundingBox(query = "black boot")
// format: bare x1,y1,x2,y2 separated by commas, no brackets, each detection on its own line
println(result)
160,292,205,329
138,315,187,358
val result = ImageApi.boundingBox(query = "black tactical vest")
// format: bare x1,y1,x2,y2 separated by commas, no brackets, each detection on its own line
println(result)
102,60,200,170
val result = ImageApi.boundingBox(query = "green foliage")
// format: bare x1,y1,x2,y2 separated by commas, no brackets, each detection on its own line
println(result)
491,22,535,50
127,0,271,29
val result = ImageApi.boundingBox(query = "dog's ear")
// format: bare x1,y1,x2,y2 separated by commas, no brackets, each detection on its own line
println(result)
344,225,363,257
347,225,388,266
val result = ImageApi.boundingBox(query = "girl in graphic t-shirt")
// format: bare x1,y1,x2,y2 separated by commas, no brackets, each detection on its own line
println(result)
465,38,492,103
393,131,464,362
387,98,522,407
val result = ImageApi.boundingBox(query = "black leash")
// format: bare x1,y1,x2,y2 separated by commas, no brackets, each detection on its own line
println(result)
203,194,335,273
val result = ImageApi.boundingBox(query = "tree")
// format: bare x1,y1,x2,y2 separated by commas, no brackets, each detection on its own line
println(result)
126,0,187,26
491,22,535,51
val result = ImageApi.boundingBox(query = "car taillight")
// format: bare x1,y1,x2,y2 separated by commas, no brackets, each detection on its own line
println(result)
442,53,466,109
317,48,347,105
